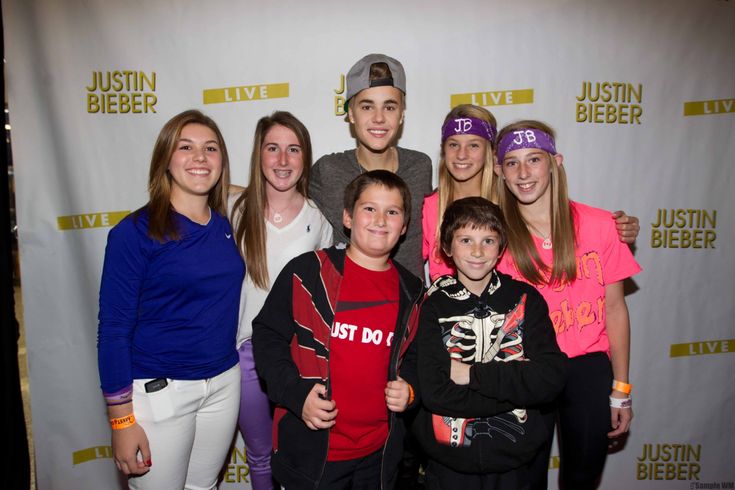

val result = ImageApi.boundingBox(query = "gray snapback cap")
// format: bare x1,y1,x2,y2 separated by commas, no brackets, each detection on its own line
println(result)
345,54,406,102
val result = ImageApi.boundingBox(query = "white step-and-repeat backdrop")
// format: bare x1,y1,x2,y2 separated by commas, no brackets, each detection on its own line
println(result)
5,0,734,488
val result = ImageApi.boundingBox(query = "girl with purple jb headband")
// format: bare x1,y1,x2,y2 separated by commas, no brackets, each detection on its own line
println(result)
422,105,499,282
493,119,641,489
496,127,557,163
441,116,496,143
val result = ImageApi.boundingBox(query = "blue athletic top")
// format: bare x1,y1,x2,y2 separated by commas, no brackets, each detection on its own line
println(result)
97,207,245,394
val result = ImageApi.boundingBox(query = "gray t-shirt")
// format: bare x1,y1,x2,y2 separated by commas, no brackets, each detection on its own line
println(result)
309,147,432,277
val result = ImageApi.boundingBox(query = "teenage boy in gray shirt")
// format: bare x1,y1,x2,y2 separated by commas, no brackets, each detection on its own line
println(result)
310,53,432,277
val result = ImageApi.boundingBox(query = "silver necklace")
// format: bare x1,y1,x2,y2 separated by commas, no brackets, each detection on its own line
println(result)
269,195,303,224
270,202,290,224
527,221,552,250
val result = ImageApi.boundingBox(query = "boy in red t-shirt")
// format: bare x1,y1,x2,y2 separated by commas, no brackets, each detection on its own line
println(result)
253,170,424,490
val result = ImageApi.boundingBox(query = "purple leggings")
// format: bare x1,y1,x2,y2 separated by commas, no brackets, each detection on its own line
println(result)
238,340,275,490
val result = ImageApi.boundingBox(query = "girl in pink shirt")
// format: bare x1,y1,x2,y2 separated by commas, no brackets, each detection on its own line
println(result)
494,120,641,489
423,105,498,281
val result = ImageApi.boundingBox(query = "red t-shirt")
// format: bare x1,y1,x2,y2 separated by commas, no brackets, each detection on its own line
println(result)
327,255,399,461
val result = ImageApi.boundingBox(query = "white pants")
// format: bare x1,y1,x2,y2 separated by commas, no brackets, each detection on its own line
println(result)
128,364,241,490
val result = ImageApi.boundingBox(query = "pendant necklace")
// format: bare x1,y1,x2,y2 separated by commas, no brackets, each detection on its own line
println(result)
269,195,302,224
270,202,289,224
527,221,553,250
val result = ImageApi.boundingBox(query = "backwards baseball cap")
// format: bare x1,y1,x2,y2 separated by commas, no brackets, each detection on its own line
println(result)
345,53,407,102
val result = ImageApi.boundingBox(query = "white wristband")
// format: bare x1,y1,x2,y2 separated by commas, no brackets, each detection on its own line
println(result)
609,396,632,409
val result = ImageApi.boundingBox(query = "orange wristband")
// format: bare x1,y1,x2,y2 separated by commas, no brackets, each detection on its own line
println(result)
407,384,415,406
109,413,136,430
612,380,632,394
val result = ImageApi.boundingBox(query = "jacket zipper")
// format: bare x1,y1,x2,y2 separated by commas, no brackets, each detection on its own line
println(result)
315,255,341,489
380,280,423,489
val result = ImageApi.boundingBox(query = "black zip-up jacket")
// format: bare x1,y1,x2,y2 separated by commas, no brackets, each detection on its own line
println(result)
252,246,424,489
414,271,567,474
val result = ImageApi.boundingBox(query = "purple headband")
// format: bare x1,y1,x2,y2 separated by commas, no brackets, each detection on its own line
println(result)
441,117,496,143
497,128,557,163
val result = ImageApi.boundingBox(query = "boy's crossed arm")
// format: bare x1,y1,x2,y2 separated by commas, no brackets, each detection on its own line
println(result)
449,359,471,385
417,302,517,419
417,292,567,418
457,291,567,407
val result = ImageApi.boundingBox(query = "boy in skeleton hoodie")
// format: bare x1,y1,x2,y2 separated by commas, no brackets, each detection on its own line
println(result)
414,197,567,489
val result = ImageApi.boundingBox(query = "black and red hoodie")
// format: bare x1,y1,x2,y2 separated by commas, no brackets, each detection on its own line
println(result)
252,246,424,489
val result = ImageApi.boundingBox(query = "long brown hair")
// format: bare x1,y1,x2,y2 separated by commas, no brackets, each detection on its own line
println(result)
436,104,498,252
495,120,576,285
230,111,312,289
145,109,230,242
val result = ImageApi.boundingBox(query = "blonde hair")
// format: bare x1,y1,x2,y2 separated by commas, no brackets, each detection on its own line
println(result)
144,109,230,242
231,111,312,290
495,120,576,285
435,104,498,252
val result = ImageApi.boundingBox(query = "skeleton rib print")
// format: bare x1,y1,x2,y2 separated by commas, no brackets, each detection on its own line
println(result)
432,291,530,446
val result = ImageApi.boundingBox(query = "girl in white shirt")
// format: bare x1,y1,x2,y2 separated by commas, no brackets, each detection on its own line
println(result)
229,111,332,490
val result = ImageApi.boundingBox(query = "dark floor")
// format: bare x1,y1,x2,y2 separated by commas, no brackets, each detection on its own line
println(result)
16,284,35,489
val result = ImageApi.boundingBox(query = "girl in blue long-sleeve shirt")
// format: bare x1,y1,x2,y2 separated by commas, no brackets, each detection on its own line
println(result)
97,109,244,489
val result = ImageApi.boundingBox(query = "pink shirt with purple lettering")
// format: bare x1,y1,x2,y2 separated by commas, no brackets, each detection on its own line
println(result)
497,201,641,358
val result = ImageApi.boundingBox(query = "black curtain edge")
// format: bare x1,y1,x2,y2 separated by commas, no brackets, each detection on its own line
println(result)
1,2,33,488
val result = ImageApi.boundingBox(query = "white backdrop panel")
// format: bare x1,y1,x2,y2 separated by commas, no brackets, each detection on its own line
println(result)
4,0,734,488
